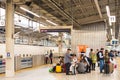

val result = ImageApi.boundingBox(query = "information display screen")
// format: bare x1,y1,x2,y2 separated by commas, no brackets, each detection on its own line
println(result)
40,28,71,33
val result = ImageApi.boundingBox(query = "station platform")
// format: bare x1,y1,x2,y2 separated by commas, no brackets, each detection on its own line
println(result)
0,57,120,80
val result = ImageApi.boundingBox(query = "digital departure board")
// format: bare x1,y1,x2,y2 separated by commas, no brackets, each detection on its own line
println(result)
40,28,71,33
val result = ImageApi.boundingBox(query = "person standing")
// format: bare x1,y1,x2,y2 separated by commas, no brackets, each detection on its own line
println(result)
90,49,97,70
104,50,110,74
70,54,77,75
64,49,72,75
108,50,114,58
49,50,53,64
45,51,49,64
96,49,100,67
84,55,92,73
98,48,104,73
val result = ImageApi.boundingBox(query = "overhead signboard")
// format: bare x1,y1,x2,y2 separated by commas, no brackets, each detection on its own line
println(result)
0,20,5,26
40,26,72,33
40,28,71,33
109,16,116,23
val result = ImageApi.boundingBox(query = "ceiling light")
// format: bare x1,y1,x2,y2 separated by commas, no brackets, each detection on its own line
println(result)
20,7,40,18
40,24,45,27
110,28,113,35
106,5,110,17
46,20,58,26
109,20,112,26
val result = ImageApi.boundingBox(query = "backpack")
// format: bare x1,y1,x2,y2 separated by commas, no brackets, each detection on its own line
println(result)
108,52,114,57
97,52,100,61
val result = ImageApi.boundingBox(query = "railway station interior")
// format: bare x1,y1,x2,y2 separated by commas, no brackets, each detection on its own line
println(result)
0,0,120,80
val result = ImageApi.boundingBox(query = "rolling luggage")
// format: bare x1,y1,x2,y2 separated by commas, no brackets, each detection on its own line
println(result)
104,63,109,74
56,66,62,73
62,64,66,72
109,63,114,73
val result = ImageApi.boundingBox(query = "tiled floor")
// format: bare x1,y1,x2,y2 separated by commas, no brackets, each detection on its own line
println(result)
0,57,120,80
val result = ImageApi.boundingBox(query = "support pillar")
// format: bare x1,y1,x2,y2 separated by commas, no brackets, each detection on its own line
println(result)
58,32,63,56
5,0,15,77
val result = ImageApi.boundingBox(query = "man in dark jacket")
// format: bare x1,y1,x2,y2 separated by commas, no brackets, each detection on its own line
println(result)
96,49,100,67
49,50,53,64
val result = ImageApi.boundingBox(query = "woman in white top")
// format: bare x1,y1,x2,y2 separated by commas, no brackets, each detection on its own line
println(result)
70,54,78,75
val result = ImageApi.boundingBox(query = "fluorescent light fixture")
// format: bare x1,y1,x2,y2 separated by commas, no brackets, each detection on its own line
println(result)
40,24,45,27
20,7,40,18
46,20,58,26
109,20,112,26
106,6,110,17
110,28,113,35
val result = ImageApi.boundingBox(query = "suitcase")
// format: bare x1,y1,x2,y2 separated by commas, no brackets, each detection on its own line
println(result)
104,63,109,74
56,66,62,73
62,64,66,72
109,63,114,73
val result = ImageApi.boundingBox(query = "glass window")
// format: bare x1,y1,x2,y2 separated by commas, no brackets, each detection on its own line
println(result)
29,20,33,28
14,14,19,21
36,22,39,27
14,13,19,25
0,8,5,20
33,21,37,29
19,16,28,28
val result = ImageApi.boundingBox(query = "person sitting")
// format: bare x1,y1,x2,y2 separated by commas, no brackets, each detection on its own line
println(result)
69,54,77,75
49,56,64,73
77,60,86,74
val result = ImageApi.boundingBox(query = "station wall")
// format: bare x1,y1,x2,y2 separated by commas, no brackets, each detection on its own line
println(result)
71,22,106,53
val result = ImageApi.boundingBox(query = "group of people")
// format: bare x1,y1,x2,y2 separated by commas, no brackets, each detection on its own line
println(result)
64,48,117,75
49,48,117,75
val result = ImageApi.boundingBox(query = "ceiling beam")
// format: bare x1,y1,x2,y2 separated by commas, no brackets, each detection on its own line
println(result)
33,0,67,25
64,2,94,11
81,19,104,25
77,15,105,25
94,0,102,18
44,0,81,26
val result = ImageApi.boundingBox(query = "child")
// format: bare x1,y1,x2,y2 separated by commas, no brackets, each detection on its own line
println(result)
70,54,77,75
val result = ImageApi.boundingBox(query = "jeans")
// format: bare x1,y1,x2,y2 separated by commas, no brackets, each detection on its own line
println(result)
100,60,104,72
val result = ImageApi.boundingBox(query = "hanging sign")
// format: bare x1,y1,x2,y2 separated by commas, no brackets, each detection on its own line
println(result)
6,52,11,58
40,28,71,33
109,16,116,23
0,20,5,26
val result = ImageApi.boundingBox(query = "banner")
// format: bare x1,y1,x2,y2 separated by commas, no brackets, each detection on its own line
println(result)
78,45,88,53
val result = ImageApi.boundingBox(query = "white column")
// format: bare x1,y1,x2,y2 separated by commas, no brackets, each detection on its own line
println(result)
58,33,63,55
5,0,15,77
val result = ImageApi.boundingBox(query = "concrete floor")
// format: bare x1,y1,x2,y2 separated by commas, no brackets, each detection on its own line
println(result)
0,57,120,80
